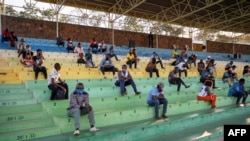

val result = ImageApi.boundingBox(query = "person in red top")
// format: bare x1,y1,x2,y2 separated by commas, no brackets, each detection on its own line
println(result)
1,28,13,43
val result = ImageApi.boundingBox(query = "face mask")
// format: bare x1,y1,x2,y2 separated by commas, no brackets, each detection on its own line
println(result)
158,87,163,92
75,89,84,95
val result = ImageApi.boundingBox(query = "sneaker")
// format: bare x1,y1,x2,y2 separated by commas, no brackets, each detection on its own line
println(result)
185,85,190,88
236,103,244,107
90,127,99,132
162,114,168,119
121,92,127,96
135,91,141,95
73,130,80,136
155,116,161,120
211,105,216,109
242,103,247,106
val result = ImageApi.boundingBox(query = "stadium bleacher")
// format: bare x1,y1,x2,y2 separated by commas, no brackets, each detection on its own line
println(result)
0,37,249,141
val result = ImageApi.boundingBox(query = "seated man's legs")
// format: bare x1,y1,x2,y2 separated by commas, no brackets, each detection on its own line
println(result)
57,82,69,99
67,108,81,131
88,108,96,129
48,84,58,100
159,98,168,116
126,60,133,68
169,78,189,92
100,67,105,75
118,80,127,95
41,66,48,79
146,68,153,78
147,99,160,118
156,60,164,68
125,79,140,94
197,94,217,108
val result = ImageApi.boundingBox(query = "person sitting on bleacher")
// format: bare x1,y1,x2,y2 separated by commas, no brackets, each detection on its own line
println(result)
200,68,218,89
48,63,68,100
9,31,18,48
56,33,65,47
222,65,238,87
145,58,159,78
197,80,217,109
17,38,26,54
126,50,137,69
74,42,85,59
146,82,168,120
33,49,47,80
168,67,190,92
132,48,140,62
89,38,98,53
108,46,120,61
20,54,34,68
187,54,197,68
67,38,75,53
206,58,216,75
1,28,12,43
98,40,107,53
67,82,99,136
18,44,33,59
151,52,165,69
176,60,188,77
85,48,97,68
171,49,178,59
243,65,250,76
225,61,233,70
228,78,248,106
115,64,141,96
99,54,117,79
197,59,205,76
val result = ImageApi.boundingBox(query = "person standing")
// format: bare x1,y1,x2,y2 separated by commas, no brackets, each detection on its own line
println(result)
148,32,153,48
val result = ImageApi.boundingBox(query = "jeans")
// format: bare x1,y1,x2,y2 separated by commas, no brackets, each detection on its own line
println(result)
67,108,95,130
115,79,138,94
232,91,248,104
147,98,168,117
169,78,186,91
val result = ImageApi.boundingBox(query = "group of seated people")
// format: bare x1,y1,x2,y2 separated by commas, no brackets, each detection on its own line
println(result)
1,28,18,48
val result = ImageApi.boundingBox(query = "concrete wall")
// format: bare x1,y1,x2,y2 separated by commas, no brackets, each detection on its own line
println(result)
1,15,191,50
2,15,250,54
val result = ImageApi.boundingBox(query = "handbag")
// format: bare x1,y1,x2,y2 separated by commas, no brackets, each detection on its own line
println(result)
55,89,65,100
76,97,90,115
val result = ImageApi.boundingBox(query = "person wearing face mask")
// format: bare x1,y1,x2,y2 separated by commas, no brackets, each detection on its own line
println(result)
147,82,168,120
168,67,190,92
145,58,159,78
228,78,248,106
67,83,99,136
114,64,141,96
99,54,117,79
32,49,47,80
126,50,137,69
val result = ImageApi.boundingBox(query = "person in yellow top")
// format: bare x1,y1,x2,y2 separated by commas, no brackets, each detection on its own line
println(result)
126,50,137,69
172,49,178,58
145,58,159,78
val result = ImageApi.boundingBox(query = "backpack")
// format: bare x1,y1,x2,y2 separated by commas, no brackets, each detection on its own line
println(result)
55,89,66,100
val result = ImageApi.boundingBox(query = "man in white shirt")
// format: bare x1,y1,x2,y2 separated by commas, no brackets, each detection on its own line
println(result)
48,63,68,100
176,61,188,77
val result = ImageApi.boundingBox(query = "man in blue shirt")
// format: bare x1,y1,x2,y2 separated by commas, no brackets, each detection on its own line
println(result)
228,78,248,106
147,82,168,120
99,54,117,79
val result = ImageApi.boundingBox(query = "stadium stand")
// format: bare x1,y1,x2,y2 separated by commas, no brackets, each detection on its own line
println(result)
0,37,249,141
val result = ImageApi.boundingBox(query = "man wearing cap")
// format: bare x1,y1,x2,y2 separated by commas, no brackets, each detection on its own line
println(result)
67,82,99,136
147,82,168,120
33,49,47,80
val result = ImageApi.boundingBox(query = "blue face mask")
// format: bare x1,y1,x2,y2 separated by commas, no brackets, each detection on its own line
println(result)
75,89,84,95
